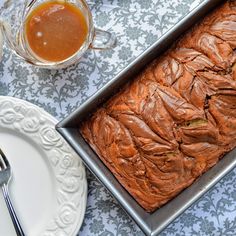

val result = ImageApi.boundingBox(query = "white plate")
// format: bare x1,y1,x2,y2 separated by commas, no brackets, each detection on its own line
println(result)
0,96,87,236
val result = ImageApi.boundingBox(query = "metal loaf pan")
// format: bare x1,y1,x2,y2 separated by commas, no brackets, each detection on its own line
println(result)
56,0,233,235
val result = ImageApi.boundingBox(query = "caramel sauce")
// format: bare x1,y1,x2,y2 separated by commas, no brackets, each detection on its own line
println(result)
25,1,88,62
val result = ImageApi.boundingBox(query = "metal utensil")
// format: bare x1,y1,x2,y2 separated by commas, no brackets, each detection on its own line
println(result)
0,148,25,236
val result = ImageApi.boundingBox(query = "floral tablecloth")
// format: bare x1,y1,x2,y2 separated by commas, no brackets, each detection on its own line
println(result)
1,0,236,235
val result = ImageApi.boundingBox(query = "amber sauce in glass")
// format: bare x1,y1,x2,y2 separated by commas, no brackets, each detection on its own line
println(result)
25,1,88,62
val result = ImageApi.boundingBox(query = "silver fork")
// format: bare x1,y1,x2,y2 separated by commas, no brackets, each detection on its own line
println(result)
0,148,25,236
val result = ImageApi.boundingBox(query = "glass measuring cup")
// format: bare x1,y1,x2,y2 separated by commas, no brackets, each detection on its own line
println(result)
0,0,116,69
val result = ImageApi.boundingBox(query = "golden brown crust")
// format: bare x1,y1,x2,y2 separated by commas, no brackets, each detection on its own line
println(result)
80,1,236,212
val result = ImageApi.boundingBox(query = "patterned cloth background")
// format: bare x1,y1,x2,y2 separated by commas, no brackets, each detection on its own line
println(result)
1,0,236,235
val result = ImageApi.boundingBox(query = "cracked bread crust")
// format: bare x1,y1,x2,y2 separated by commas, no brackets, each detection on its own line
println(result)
80,1,236,212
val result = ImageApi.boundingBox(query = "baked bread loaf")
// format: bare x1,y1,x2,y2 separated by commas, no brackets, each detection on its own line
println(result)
80,1,236,212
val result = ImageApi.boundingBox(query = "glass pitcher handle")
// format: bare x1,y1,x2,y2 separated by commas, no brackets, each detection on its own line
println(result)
0,20,14,54
0,20,33,62
90,28,116,50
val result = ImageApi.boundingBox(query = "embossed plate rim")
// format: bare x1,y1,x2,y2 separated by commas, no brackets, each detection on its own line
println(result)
0,96,87,236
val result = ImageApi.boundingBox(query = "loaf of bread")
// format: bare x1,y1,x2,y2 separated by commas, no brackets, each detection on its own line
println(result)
80,1,236,212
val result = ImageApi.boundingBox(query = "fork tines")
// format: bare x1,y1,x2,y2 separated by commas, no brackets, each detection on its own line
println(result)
0,148,8,170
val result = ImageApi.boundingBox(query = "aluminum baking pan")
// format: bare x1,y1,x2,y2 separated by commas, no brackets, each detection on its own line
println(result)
56,0,229,235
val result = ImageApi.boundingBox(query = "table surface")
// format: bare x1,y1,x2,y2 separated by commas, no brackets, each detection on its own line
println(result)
1,0,236,235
